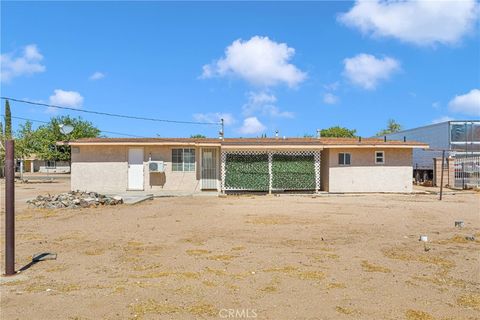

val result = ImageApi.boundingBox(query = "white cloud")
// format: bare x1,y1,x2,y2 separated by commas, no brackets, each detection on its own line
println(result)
239,117,266,135
432,101,440,109
448,89,480,116
201,36,306,88
89,71,105,80
242,91,294,118
343,54,400,90
323,93,339,105
193,112,235,125
0,44,46,83
323,81,340,91
432,116,454,124
339,0,479,46
49,89,84,108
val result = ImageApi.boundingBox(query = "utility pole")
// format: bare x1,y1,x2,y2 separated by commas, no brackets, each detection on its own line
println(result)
220,118,224,140
5,139,15,275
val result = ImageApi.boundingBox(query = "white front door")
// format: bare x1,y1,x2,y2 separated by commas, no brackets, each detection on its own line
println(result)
128,148,144,190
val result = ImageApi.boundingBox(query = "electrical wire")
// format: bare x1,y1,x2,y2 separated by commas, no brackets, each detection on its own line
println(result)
0,97,221,125
2,114,146,138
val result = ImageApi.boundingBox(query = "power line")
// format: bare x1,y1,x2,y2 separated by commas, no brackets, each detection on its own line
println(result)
0,97,221,126
2,114,146,138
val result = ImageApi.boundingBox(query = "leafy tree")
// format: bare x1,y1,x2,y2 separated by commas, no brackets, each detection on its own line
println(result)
32,116,100,161
190,134,206,138
320,126,357,138
4,99,12,139
376,119,402,136
15,121,36,159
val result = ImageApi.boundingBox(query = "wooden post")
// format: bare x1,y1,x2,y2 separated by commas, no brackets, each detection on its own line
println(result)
5,140,15,275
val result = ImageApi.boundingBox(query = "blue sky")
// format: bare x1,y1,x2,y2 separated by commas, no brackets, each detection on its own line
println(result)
1,1,479,138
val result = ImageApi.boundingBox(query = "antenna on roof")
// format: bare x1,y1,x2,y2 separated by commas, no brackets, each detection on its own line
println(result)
275,129,279,139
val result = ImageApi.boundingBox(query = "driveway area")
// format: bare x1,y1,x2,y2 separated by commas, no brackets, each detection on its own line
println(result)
1,179,479,319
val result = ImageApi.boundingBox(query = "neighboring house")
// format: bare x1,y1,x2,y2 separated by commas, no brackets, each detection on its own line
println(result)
19,155,71,173
68,137,426,194
384,120,480,181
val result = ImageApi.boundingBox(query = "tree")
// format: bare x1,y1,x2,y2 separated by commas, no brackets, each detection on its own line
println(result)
320,126,357,138
190,134,206,138
15,121,36,159
376,119,402,136
4,99,12,139
32,116,100,161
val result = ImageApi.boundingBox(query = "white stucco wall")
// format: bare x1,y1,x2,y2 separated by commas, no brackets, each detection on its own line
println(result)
326,148,413,193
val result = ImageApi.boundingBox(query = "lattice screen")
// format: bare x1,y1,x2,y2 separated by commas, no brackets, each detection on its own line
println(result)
221,150,321,192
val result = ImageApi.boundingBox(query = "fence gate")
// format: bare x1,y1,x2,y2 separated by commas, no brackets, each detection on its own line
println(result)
454,155,480,188
201,148,218,190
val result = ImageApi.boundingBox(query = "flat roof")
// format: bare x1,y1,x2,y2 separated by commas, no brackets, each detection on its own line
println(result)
67,137,428,148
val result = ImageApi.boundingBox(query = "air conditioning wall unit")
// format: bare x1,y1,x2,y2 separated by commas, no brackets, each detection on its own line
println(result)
149,161,166,173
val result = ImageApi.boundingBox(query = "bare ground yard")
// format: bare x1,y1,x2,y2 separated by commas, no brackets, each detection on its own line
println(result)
1,179,479,320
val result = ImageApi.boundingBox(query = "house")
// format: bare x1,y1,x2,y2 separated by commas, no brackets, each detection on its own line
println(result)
384,120,479,186
18,155,70,174
66,137,427,194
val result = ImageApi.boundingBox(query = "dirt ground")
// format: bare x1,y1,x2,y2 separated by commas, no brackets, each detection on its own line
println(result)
1,179,479,320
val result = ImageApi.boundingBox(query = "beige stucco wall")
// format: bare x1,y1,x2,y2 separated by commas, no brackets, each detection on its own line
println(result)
320,149,329,191
326,148,413,193
71,145,219,193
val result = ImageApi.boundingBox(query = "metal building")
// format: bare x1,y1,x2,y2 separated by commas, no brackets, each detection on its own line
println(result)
385,120,480,186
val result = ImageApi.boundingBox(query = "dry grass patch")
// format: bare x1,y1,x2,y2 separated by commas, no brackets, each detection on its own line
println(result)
335,306,357,315
84,248,105,256
436,235,480,245
17,233,44,241
246,215,310,225
187,303,217,316
202,280,217,287
361,260,391,273
383,247,455,269
457,293,480,310
231,246,246,251
25,282,81,293
405,309,436,320
131,299,181,318
134,271,200,280
130,300,217,319
264,266,325,281
205,267,227,276
327,282,346,289
207,254,237,262
186,249,211,256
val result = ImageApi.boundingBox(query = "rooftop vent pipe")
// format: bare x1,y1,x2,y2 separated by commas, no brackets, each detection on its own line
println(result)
316,129,321,139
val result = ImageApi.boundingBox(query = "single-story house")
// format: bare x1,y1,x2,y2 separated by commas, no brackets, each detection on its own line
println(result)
18,154,70,173
66,137,427,194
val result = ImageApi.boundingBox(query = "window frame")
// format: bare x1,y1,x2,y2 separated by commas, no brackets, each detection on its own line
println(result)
171,148,196,172
375,151,385,165
338,152,351,166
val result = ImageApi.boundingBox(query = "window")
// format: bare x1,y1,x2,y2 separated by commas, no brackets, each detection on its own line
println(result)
375,151,385,164
45,160,56,168
338,153,351,165
172,149,195,172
